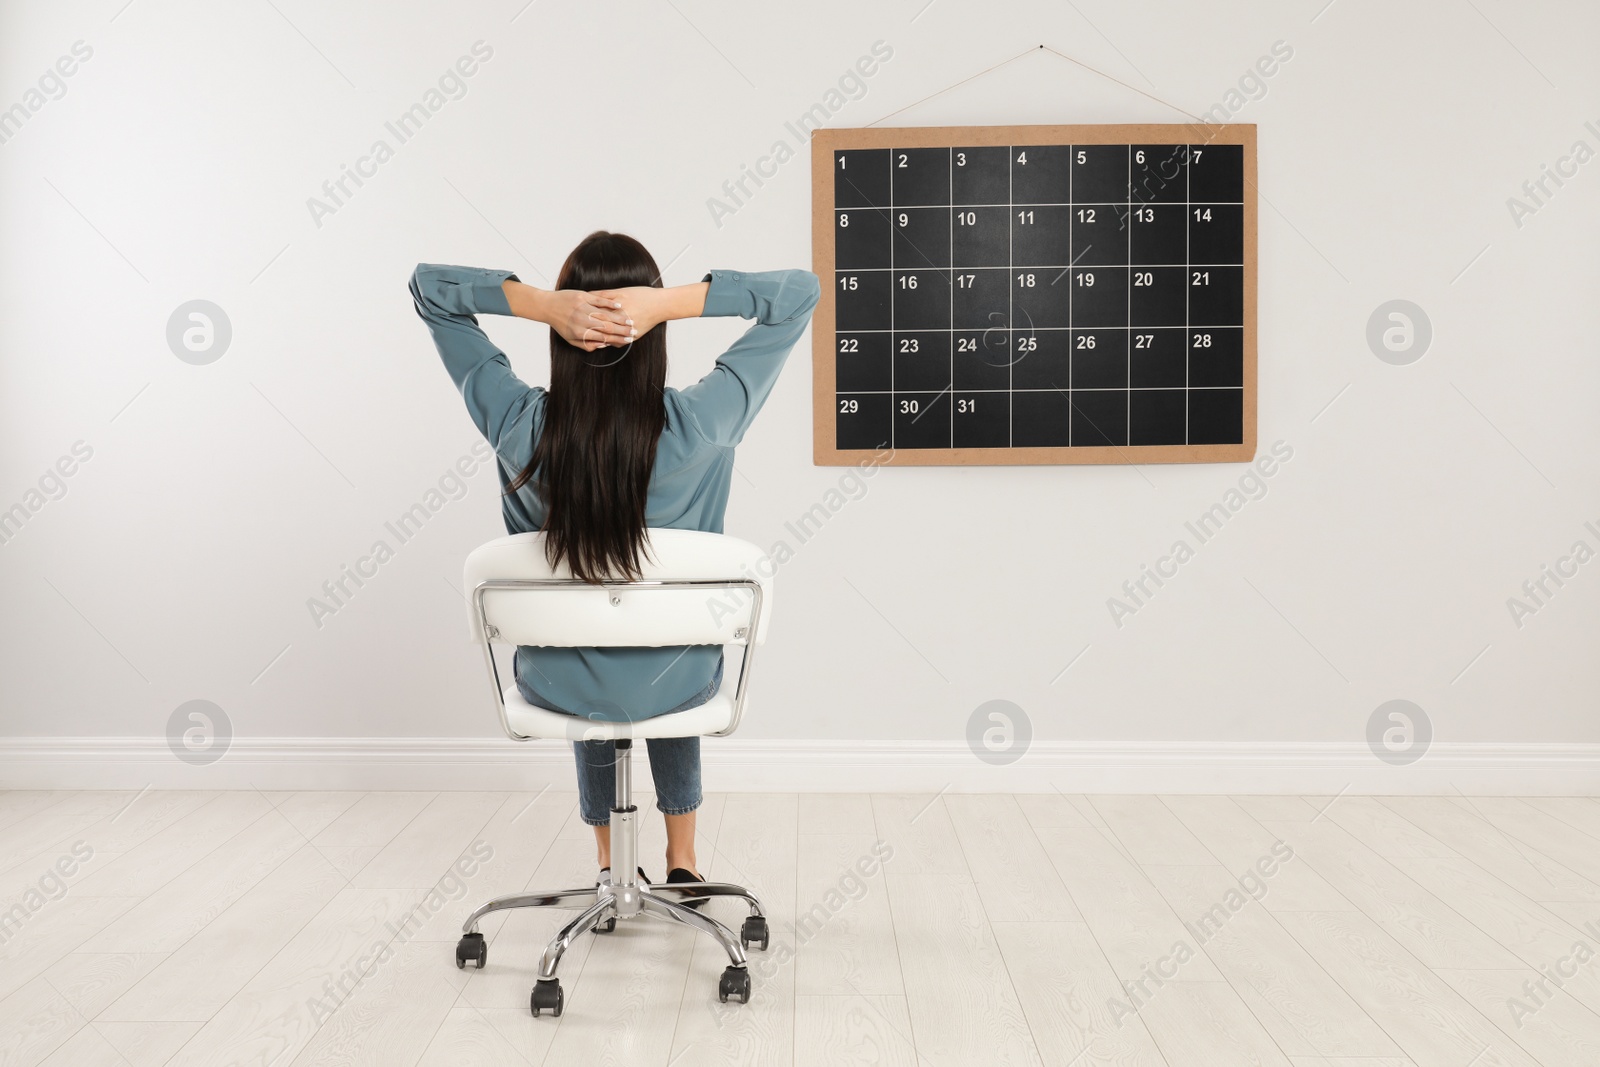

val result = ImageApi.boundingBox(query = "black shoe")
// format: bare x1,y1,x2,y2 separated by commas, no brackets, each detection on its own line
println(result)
665,866,708,910
598,866,651,887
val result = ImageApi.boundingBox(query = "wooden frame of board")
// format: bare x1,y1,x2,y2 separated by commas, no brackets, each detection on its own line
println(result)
810,123,1257,467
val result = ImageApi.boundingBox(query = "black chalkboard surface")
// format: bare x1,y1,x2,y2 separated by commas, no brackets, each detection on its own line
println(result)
811,124,1256,466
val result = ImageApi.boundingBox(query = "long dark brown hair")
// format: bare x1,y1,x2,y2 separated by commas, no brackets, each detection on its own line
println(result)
505,231,666,583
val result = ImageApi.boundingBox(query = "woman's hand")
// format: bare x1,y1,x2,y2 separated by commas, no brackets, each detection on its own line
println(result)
502,280,634,351
543,289,635,351
505,278,708,349
589,286,676,338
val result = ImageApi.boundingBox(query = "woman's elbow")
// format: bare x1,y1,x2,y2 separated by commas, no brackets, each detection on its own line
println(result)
788,270,821,316
408,263,444,313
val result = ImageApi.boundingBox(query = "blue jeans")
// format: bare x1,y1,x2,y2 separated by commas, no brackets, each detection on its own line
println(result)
523,654,723,827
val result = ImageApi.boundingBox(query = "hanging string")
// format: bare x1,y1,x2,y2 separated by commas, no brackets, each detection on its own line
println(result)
865,43,1206,128
865,44,1038,128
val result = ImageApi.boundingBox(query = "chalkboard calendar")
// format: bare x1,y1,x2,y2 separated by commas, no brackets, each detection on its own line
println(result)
810,124,1257,466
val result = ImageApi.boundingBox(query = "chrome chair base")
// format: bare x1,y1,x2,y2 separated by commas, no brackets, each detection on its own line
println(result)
454,740,769,1016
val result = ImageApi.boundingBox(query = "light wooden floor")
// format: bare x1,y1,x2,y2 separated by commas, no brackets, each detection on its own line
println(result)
2,789,1599,1066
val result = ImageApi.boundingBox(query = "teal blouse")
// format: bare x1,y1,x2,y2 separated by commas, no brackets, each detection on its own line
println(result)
409,262,820,721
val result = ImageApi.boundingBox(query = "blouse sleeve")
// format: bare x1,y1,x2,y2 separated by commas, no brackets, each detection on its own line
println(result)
677,268,821,448
408,263,541,463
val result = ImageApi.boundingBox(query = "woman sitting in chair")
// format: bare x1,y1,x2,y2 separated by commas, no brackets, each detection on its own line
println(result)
409,234,819,897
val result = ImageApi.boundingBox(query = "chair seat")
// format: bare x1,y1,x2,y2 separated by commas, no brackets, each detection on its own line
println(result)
501,646,743,741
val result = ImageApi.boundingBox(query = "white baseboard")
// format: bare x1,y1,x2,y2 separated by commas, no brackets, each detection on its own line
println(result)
1,737,1598,793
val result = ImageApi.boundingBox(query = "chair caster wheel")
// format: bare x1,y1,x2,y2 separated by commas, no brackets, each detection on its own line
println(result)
455,932,486,969
593,916,617,933
718,965,751,1004
740,915,769,951
531,978,563,1017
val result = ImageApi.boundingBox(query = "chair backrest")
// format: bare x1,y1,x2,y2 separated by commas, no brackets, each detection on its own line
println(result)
462,529,773,649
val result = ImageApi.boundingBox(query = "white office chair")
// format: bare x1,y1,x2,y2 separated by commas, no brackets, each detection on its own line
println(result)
453,529,774,1017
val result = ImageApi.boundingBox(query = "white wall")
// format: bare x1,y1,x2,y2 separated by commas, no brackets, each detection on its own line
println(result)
3,0,1598,790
